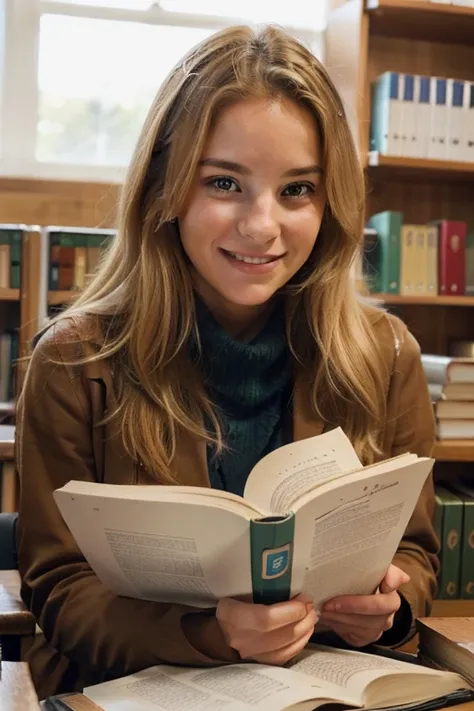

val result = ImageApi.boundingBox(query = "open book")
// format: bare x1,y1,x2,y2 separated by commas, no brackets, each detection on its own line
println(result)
80,645,473,711
417,617,474,686
54,427,433,608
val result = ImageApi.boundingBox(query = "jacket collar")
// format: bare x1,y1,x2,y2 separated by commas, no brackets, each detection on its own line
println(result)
167,371,325,488
80,315,326,486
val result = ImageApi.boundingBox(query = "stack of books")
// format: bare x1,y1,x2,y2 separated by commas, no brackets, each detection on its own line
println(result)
370,71,474,162
421,354,474,438
364,212,473,297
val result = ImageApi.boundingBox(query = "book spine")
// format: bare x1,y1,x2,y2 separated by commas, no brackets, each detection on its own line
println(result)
466,230,474,295
468,84,474,163
400,74,416,157
429,77,447,160
372,211,401,293
0,244,10,288
414,225,428,294
416,75,431,158
438,221,467,296
426,225,439,295
388,72,402,155
49,233,60,290
250,513,295,605
362,228,381,293
460,498,474,599
371,72,401,155
447,79,464,162
400,225,416,295
9,231,22,289
436,487,463,599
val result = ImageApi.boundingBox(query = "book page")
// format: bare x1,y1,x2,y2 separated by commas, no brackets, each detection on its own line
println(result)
244,427,362,514
289,646,465,708
54,488,254,607
288,456,433,605
84,663,355,711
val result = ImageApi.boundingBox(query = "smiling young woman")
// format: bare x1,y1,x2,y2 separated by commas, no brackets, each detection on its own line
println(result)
16,25,438,700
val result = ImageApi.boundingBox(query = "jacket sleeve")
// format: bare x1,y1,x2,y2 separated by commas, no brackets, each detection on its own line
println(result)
381,326,439,646
17,326,239,684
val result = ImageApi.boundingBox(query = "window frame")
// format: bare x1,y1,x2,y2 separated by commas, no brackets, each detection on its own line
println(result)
0,0,323,184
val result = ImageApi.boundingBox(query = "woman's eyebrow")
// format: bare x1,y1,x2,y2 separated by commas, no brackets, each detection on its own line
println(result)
198,158,323,177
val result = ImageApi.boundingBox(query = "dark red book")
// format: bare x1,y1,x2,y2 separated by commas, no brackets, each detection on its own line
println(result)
435,220,466,296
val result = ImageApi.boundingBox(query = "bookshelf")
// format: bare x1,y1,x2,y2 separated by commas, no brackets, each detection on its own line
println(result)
366,0,474,45
433,439,474,463
0,288,20,301
368,153,474,182
326,0,474,616
371,294,474,307
0,179,118,512
48,290,79,306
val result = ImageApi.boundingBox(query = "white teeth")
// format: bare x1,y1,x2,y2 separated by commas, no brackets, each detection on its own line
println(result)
227,251,274,265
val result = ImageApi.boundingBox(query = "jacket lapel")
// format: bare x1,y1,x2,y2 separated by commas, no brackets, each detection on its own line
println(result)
169,430,210,488
293,371,325,441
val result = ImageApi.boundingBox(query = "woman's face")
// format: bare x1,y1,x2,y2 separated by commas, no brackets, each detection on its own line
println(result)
179,96,327,321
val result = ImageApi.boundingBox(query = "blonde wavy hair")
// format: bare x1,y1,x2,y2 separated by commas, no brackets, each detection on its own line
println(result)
54,24,388,481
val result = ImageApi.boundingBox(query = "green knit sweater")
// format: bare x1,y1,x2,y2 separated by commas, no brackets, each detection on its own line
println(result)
193,296,292,496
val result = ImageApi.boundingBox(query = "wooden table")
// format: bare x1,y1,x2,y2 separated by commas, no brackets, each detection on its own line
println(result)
0,662,40,711
0,570,36,636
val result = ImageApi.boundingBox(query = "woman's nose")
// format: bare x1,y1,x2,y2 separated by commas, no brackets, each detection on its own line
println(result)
237,196,281,244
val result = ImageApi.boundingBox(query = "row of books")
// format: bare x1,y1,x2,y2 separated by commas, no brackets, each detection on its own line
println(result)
0,330,18,403
0,226,22,289
434,481,474,600
48,227,116,291
364,213,472,297
422,353,474,439
427,1,474,5
370,71,474,162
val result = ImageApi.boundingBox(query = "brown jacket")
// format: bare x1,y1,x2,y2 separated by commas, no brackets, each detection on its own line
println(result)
16,309,438,699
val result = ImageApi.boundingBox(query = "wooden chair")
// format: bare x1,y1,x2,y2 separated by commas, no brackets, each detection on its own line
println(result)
0,424,17,513
0,514,35,660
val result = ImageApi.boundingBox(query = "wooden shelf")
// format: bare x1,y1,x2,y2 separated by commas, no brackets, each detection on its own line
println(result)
370,294,474,307
48,290,78,306
432,598,474,617
366,0,474,45
433,439,474,462
368,153,474,182
0,287,20,301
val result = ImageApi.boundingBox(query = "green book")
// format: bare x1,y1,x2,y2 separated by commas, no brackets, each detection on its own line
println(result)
435,486,463,600
53,427,435,609
367,211,402,294
466,230,474,296
363,226,381,293
0,225,24,289
450,480,474,600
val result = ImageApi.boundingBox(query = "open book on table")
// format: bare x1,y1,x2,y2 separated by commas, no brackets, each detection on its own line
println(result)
79,645,473,711
54,427,434,608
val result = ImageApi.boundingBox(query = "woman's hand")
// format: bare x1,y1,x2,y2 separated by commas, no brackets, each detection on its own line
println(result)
216,594,318,665
319,564,410,647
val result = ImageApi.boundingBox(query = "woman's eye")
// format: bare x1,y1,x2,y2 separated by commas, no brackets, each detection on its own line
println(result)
282,182,315,198
210,176,240,192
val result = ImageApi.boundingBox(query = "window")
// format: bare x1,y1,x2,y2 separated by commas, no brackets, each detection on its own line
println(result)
0,0,327,182
37,15,212,166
